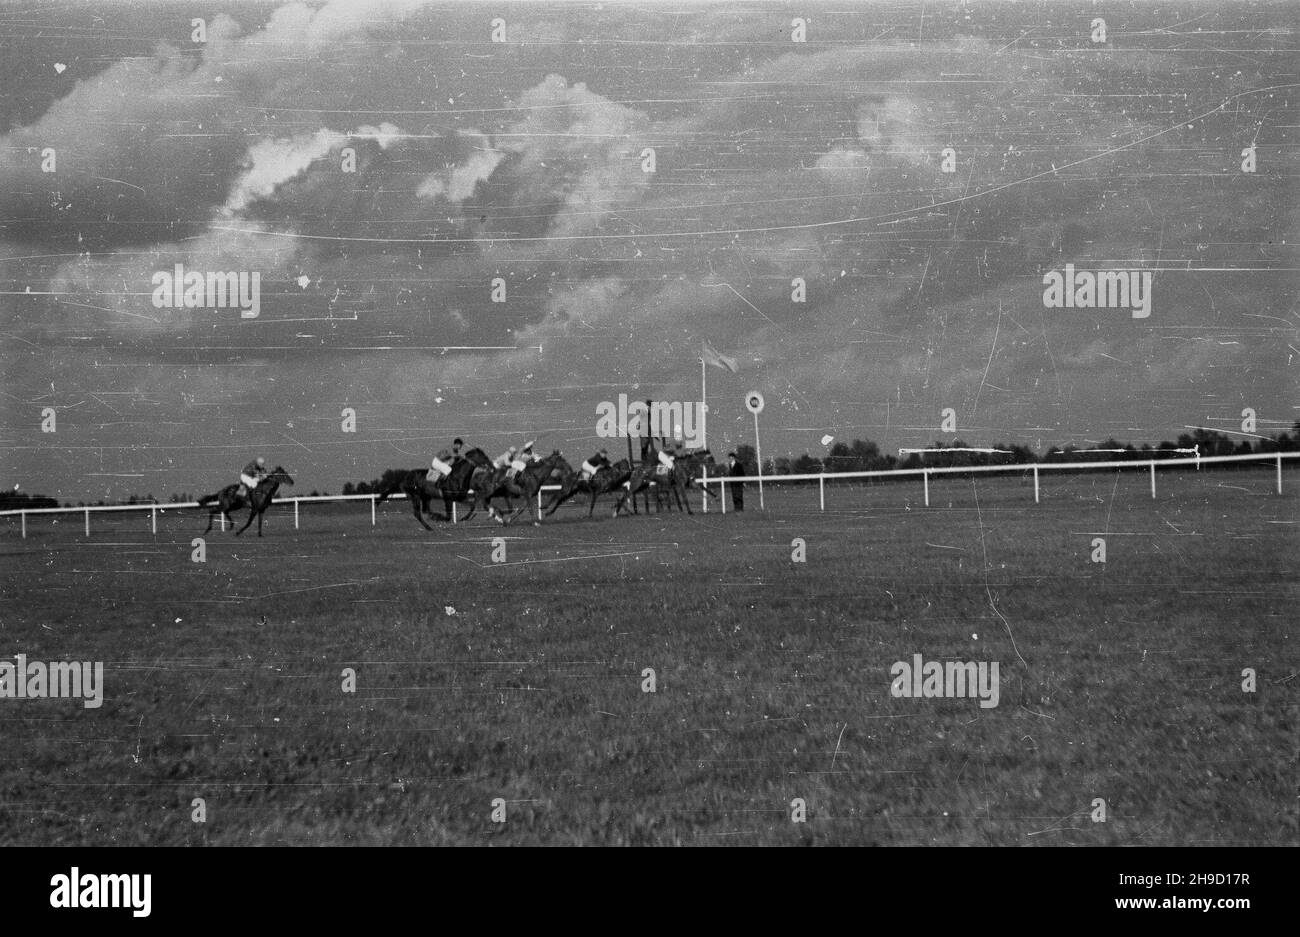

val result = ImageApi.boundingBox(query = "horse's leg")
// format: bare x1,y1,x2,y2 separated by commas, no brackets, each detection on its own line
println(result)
614,483,636,518
543,482,572,516
408,491,433,531
484,489,506,525
204,507,215,534
257,508,264,537
503,481,528,524
529,483,542,525
235,506,255,535
443,496,453,522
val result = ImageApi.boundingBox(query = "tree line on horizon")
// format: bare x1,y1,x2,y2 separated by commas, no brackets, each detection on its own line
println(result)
4,425,1296,509
733,423,1300,478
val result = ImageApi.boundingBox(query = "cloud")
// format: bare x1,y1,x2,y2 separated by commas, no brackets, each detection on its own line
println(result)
0,1,431,247
496,74,652,239
223,122,404,216
416,131,504,203
814,147,872,184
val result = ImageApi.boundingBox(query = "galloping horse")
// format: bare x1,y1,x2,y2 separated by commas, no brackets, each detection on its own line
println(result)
615,450,685,517
198,466,295,537
615,449,717,517
376,448,499,529
544,457,637,518
675,449,720,509
473,451,574,525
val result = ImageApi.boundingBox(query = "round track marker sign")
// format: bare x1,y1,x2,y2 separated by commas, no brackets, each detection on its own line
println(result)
745,391,766,509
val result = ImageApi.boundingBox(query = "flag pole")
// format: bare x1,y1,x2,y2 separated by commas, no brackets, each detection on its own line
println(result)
700,355,707,450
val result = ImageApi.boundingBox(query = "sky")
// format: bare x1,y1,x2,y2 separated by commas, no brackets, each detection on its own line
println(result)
1,0,1296,502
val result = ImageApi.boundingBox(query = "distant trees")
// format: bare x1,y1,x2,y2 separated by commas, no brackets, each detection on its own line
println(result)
747,423,1298,478
0,491,57,511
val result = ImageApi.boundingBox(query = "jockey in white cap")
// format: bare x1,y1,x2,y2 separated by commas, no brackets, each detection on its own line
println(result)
656,440,679,475
239,457,267,497
507,440,537,479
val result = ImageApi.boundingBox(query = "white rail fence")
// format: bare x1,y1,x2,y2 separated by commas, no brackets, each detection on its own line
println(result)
2,451,1294,537
698,451,1295,513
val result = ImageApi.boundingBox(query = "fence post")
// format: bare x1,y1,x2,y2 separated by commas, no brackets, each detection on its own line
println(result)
1278,454,1283,494
21,511,26,539
371,495,376,526
294,499,300,530
219,511,226,532
819,474,825,511
1033,465,1039,504
151,505,157,534
923,470,930,507
84,508,89,537
701,467,708,513
452,501,458,523
1149,460,1156,499
720,478,726,514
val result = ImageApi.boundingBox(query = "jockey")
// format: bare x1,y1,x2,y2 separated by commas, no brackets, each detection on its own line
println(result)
239,457,267,497
656,441,679,474
430,448,454,480
493,446,518,472
448,438,465,464
580,449,609,482
507,440,536,479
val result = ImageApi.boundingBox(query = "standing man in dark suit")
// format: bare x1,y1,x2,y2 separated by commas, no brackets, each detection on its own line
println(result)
727,451,745,512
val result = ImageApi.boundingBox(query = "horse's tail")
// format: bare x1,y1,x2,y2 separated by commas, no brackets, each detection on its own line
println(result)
197,493,219,507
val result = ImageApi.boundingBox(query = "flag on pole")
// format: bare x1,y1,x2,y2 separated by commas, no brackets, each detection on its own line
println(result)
701,340,738,373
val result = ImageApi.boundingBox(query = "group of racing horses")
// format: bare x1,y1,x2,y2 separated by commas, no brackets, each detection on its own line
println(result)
195,446,719,535
377,445,719,530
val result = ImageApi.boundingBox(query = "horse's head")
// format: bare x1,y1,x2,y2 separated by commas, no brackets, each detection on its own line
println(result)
687,450,717,472
533,451,571,480
268,466,295,486
463,447,491,466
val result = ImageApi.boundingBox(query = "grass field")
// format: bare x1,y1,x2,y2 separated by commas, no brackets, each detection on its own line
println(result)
1,467,1295,845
